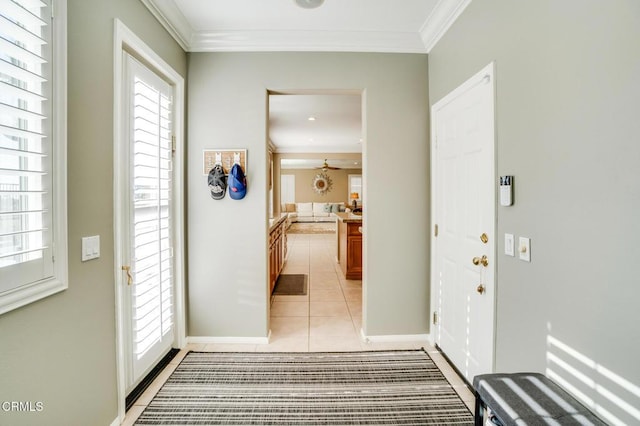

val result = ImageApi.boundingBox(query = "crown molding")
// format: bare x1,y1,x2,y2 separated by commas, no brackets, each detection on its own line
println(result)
190,29,427,53
420,0,472,53
140,0,192,51
142,0,471,53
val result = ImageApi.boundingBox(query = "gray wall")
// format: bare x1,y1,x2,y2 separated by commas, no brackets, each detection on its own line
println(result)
429,0,640,423
187,53,430,338
0,1,186,425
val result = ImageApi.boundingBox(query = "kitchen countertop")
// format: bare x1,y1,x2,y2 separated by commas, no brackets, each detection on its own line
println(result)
269,213,287,231
332,212,363,223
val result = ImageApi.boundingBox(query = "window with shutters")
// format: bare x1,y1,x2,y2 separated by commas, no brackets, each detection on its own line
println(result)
0,0,67,314
280,174,295,204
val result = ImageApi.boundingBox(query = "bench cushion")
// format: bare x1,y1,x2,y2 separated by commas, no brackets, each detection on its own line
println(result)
474,373,606,425
297,202,312,213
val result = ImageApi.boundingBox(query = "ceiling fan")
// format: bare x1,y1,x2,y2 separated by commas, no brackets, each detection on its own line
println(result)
315,159,341,172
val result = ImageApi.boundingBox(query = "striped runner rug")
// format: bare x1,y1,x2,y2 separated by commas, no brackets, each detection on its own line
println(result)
135,349,473,425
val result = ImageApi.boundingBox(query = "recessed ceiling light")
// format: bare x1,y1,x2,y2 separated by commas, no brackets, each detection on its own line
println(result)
308,116,316,121
294,0,325,9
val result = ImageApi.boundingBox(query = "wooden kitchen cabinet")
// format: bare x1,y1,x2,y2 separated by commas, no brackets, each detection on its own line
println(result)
269,215,287,293
336,214,362,280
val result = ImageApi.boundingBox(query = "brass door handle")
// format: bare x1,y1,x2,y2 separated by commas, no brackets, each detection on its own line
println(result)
472,255,489,267
477,284,486,294
121,265,133,286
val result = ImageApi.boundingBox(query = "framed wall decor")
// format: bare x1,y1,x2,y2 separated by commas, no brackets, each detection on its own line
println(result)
312,172,333,195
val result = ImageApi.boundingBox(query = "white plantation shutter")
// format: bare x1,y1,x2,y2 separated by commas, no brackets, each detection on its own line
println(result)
281,174,295,204
0,0,56,296
128,55,174,363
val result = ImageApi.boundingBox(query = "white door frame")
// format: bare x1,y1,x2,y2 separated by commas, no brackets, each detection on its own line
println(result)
429,62,497,377
113,19,186,423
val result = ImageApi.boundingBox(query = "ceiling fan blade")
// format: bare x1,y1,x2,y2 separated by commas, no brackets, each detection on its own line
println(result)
312,159,342,170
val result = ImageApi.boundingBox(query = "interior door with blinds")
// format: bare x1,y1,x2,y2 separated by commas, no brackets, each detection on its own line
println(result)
123,53,175,388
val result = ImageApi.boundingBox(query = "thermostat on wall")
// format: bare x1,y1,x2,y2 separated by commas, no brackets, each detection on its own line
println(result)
500,175,514,206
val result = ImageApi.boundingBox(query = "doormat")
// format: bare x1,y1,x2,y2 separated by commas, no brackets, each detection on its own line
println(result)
134,349,474,425
273,274,308,295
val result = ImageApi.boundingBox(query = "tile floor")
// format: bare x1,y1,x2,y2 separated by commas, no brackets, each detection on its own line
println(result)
122,231,475,425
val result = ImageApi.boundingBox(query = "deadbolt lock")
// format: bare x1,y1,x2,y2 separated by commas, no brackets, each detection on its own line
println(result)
472,255,489,267
480,233,489,244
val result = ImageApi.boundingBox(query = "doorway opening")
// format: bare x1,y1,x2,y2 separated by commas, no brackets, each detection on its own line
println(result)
266,91,365,349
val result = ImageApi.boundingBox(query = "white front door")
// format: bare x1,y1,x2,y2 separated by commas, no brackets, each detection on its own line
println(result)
431,63,496,382
123,53,175,389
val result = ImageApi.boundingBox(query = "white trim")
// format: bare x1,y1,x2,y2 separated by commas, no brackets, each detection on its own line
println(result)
109,417,119,426
0,277,67,316
52,0,69,303
432,62,494,110
0,0,68,316
113,18,186,424
187,335,271,345
360,329,431,344
190,29,428,53
429,72,440,352
420,0,472,53
139,0,191,51
426,333,436,348
139,0,470,53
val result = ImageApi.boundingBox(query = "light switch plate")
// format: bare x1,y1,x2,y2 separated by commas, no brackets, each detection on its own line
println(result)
81,235,100,262
518,237,531,262
505,233,514,256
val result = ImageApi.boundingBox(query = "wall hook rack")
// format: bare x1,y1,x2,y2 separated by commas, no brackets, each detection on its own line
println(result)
203,149,247,176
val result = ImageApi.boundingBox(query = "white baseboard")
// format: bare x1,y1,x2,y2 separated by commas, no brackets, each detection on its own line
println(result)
110,417,120,426
426,334,436,347
360,328,431,344
186,334,270,345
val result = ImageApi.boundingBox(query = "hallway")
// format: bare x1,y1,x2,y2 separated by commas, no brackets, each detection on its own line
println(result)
269,231,364,351
123,231,475,424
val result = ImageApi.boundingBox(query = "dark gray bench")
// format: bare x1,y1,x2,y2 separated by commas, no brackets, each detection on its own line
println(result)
473,373,607,425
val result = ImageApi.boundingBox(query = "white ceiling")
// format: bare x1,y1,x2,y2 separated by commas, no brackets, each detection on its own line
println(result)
141,0,471,153
269,94,362,153
141,0,471,53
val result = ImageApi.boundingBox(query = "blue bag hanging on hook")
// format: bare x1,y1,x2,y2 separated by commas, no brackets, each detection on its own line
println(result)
228,162,247,200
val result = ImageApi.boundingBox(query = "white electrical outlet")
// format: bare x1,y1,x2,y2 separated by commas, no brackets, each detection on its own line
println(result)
518,237,531,262
505,233,514,256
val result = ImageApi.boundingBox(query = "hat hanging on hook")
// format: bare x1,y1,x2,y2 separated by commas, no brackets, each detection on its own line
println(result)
228,152,246,200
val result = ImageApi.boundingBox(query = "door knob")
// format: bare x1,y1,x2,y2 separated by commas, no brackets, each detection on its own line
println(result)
472,255,489,267
121,265,133,286
477,284,486,294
